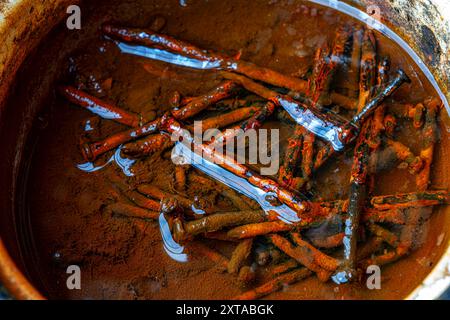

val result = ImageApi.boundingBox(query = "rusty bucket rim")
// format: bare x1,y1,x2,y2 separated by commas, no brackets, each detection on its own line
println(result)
0,239,44,300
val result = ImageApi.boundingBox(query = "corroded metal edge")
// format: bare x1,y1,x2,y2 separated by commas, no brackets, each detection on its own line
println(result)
0,0,79,108
406,249,450,300
0,0,77,300
345,0,450,110
0,238,43,300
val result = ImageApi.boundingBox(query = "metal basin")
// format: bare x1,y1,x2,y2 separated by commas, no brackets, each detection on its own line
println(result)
0,0,448,300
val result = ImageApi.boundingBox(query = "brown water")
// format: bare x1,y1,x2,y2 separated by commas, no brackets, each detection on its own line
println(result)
6,0,449,299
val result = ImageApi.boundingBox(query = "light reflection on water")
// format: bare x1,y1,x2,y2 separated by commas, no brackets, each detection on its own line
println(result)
114,147,135,176
84,119,94,131
76,145,136,177
159,213,188,263
173,141,301,225
117,42,221,70
191,204,206,215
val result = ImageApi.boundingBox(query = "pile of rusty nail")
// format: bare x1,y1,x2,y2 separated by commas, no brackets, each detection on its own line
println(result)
59,22,447,299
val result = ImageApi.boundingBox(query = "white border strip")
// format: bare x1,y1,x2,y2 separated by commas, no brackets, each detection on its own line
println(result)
309,0,450,113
